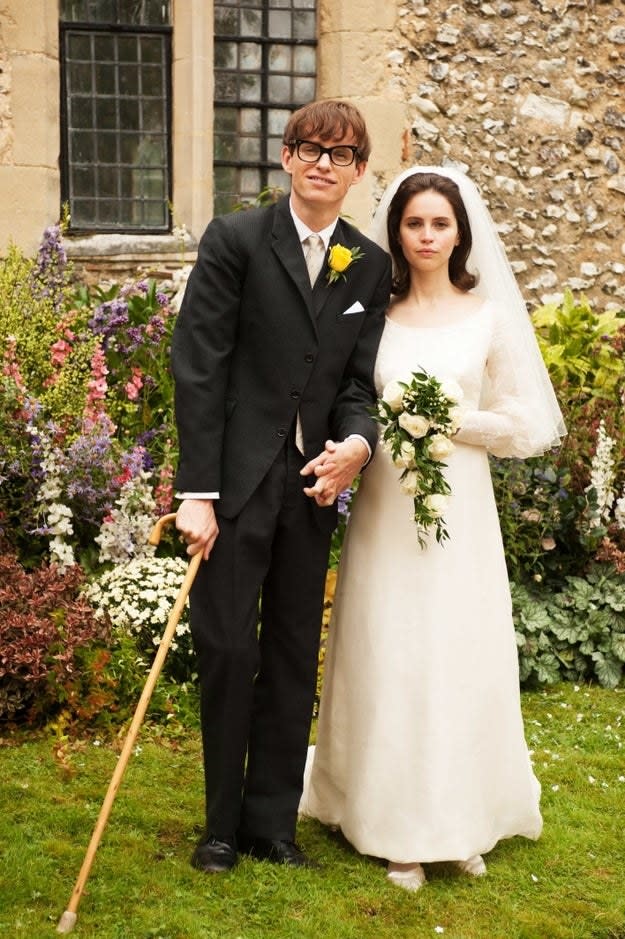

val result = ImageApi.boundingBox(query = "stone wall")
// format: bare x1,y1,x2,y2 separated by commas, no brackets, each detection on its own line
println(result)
372,0,625,309
1,0,624,309
0,0,61,256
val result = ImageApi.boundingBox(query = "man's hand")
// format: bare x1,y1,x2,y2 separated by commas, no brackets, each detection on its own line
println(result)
176,498,219,560
301,438,368,507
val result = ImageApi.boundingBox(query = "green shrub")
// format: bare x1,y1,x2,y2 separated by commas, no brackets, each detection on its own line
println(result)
513,565,625,688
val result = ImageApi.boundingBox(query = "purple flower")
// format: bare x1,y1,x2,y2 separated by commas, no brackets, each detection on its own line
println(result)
30,224,68,312
146,315,167,344
337,488,353,519
89,299,129,347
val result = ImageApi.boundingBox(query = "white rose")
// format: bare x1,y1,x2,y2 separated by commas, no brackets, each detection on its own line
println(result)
439,378,464,405
398,412,430,438
424,493,449,517
381,380,406,413
427,434,455,461
399,470,420,495
448,405,464,434
393,440,417,469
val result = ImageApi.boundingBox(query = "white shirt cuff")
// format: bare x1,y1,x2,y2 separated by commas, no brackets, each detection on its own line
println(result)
176,492,220,500
345,433,372,467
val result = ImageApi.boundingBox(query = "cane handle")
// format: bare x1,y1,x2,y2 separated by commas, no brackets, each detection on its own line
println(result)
148,512,178,546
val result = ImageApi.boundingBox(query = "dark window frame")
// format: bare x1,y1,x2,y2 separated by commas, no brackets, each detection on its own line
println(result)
59,16,173,234
213,1,317,213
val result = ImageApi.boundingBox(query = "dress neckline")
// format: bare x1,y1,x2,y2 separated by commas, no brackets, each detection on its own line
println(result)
385,298,490,331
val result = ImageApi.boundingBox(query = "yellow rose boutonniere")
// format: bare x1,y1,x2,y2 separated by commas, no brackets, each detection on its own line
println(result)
327,243,365,285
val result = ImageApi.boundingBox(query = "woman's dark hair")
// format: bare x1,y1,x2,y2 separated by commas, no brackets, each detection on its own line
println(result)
386,172,478,297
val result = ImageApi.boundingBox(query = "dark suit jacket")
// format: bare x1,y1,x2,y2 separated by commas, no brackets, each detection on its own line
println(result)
171,195,392,520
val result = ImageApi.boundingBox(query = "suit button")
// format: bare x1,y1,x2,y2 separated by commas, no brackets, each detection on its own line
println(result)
277,428,287,437
290,390,300,399
304,354,314,363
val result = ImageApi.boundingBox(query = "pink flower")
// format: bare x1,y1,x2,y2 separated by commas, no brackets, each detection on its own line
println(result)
84,344,109,421
124,366,144,401
155,461,174,516
50,338,72,367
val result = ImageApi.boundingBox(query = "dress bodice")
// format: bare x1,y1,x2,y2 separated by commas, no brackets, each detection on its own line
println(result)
374,302,493,411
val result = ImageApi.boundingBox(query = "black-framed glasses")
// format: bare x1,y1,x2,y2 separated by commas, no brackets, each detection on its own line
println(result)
290,139,360,167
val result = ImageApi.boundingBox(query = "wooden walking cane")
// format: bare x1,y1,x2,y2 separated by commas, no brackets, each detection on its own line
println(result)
57,513,202,934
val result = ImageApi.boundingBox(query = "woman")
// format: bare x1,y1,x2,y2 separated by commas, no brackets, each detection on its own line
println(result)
299,167,566,891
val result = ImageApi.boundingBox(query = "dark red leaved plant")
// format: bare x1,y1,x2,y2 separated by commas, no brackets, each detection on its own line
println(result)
0,552,111,725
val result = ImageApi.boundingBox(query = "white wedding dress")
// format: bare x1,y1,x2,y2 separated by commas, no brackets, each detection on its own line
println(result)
300,301,543,864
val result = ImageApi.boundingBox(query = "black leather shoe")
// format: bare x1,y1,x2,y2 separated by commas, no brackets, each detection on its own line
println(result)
238,834,319,868
191,834,237,873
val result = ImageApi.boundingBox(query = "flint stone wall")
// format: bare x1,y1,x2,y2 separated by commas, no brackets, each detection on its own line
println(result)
373,0,625,308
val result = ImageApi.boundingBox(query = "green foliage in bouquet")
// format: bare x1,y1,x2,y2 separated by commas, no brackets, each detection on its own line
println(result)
375,370,462,547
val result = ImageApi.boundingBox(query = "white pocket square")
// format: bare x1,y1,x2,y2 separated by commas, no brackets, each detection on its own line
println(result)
342,301,365,315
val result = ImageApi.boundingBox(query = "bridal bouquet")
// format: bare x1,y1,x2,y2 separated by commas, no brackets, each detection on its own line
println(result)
375,370,464,547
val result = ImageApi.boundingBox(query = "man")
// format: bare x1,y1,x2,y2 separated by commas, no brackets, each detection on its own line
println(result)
172,99,391,873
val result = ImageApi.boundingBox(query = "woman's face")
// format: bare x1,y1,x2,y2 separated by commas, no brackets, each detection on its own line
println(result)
397,189,460,274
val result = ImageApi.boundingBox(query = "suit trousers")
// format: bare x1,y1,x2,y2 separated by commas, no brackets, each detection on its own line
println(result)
189,435,333,841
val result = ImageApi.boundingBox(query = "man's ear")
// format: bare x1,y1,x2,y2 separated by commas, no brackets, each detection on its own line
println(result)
281,144,294,175
350,161,367,187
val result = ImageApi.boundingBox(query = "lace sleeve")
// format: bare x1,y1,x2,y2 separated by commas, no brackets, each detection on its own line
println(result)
454,307,555,459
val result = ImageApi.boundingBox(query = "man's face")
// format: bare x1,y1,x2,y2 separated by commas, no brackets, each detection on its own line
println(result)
281,131,367,216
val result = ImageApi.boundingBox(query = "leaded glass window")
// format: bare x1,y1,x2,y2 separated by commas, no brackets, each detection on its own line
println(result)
213,0,317,216
60,1,172,232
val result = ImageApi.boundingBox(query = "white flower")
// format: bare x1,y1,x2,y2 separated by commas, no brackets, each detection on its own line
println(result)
393,440,417,469
427,434,455,461
381,380,406,413
375,369,455,547
83,554,193,675
439,378,464,404
50,536,76,571
398,411,430,438
95,471,157,563
399,470,420,495
585,419,616,528
448,405,464,434
615,487,625,530
425,493,449,517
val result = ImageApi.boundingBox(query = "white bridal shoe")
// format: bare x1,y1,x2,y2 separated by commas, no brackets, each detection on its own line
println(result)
453,854,487,877
386,861,427,892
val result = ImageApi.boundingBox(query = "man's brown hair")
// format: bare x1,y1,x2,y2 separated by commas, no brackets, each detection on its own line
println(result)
283,99,371,163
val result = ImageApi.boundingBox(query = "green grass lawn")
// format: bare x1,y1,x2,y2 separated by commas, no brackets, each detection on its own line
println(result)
1,683,624,939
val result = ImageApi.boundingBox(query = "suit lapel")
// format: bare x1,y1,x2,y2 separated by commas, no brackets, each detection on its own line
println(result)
312,219,350,318
270,203,360,323
271,198,316,322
